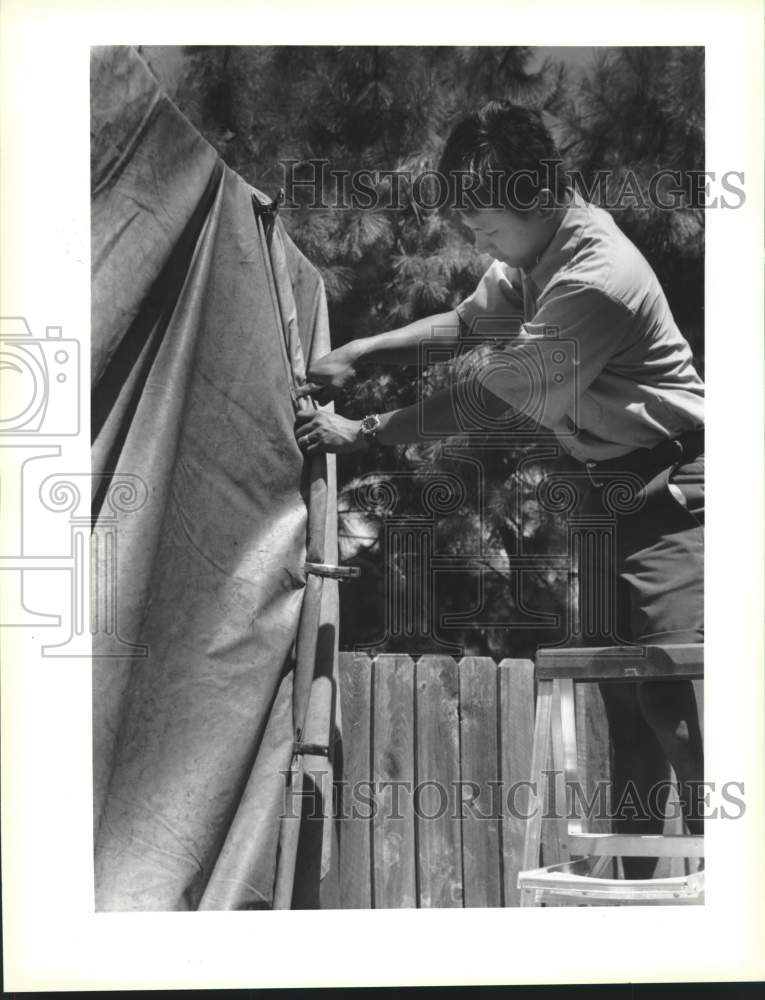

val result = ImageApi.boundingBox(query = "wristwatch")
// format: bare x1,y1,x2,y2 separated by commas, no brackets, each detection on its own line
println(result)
360,413,381,442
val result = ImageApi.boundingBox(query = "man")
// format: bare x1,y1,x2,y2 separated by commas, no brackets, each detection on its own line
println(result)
294,101,704,876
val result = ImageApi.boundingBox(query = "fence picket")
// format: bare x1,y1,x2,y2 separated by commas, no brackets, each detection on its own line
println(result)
338,652,372,908
499,657,535,907
372,653,416,908
415,655,463,907
459,656,502,907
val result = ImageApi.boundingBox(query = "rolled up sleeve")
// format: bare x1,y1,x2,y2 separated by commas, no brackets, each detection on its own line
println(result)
456,260,525,338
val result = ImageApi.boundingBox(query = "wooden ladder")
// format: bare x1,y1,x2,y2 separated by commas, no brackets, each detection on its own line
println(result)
518,643,704,906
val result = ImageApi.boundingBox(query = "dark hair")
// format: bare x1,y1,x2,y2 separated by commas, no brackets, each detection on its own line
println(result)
437,101,568,212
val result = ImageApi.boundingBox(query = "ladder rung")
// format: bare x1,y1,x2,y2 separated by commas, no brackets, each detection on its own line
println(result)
568,833,704,858
536,644,703,681
519,863,705,902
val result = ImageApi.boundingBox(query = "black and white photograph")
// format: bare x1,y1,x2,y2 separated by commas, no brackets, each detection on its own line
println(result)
2,0,764,991
90,42,712,912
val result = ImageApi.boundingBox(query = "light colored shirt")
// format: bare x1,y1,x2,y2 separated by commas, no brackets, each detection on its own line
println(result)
455,192,704,461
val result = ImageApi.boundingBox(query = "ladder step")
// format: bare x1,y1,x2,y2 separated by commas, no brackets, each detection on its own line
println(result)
568,833,704,858
519,863,705,903
536,644,703,681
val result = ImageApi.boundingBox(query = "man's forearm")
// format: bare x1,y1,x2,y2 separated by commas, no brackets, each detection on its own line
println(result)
375,374,512,444
375,383,464,443
346,310,462,366
295,371,512,452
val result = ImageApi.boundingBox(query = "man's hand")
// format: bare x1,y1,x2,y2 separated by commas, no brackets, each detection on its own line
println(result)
295,311,463,404
295,347,360,404
295,409,365,455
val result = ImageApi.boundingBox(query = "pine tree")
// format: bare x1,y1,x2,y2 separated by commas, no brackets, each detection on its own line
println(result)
553,46,705,370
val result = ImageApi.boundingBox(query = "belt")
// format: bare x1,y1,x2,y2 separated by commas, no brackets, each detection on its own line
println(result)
583,428,704,484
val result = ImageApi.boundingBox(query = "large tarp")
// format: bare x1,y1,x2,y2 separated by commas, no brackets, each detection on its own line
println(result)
91,45,339,910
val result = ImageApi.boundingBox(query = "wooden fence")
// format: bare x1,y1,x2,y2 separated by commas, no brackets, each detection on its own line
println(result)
335,651,614,908
333,652,699,908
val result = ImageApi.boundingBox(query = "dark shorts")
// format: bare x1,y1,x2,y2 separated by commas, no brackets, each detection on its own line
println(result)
578,454,704,646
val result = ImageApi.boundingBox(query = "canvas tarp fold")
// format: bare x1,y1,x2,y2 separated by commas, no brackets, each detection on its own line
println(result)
91,45,339,911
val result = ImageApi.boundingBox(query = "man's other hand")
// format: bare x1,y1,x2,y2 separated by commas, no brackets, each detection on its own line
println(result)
295,409,365,455
295,347,359,404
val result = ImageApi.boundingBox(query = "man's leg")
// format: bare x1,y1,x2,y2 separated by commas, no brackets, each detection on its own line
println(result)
620,456,705,848
573,467,673,877
636,679,704,836
575,453,704,876
599,680,672,878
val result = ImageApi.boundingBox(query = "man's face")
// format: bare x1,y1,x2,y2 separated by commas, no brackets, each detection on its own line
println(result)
460,207,548,270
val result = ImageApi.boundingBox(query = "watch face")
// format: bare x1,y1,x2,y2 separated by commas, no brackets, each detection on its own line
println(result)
361,415,379,434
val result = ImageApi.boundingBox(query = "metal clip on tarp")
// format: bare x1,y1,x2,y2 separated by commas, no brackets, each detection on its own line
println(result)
251,188,285,247
304,561,361,581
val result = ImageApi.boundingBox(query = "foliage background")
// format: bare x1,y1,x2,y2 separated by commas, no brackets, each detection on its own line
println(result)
139,45,705,658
